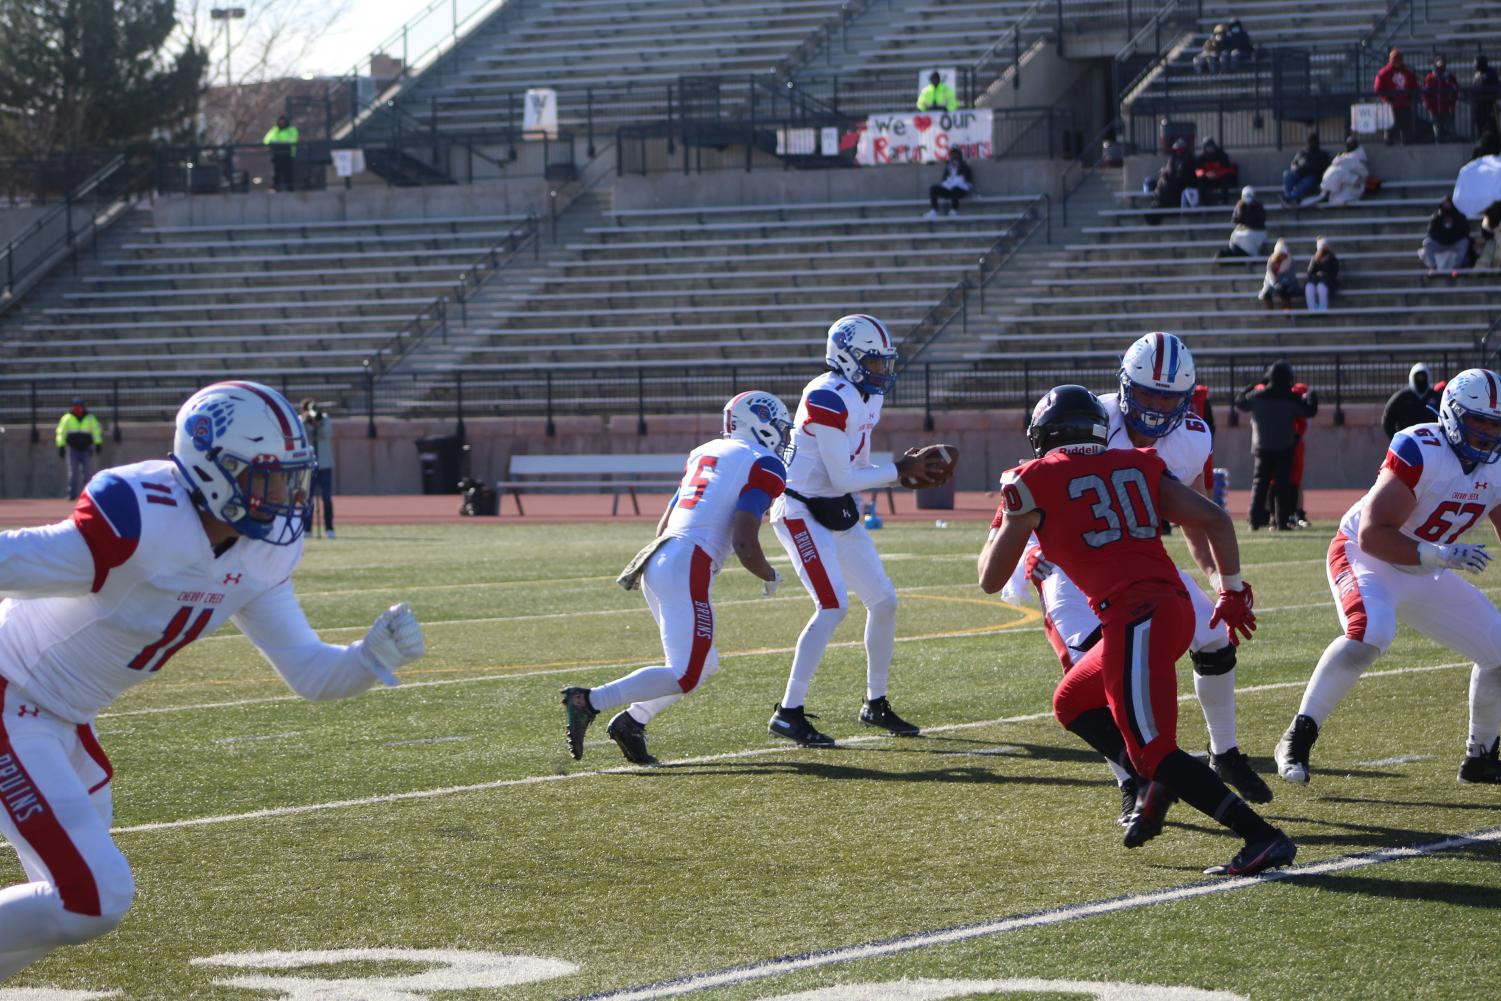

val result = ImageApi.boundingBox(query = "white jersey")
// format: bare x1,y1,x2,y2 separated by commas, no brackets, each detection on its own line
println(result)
782,371,889,498
664,438,786,567
1339,423,1501,574
0,460,361,723
1100,391,1213,487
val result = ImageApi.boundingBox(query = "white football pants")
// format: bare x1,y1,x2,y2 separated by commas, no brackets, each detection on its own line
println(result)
773,498,898,709
589,538,720,725
0,680,133,980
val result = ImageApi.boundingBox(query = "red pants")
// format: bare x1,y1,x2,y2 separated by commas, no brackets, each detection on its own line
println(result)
1053,581,1193,778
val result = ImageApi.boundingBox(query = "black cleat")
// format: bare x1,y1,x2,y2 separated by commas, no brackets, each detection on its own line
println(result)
1211,746,1274,803
1458,738,1501,783
1123,780,1176,848
1117,777,1139,828
606,711,658,766
1275,714,1319,784
560,686,598,761
768,703,835,747
1205,830,1297,876
858,696,920,736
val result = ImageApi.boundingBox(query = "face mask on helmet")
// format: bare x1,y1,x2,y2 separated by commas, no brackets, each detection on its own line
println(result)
826,314,899,396
723,391,793,456
1119,332,1196,439
170,381,317,545
1439,369,1501,466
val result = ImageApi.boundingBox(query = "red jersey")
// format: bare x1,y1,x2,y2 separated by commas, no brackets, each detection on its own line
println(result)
995,447,1182,608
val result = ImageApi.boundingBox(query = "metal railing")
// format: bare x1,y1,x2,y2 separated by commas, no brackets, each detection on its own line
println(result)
0,156,146,310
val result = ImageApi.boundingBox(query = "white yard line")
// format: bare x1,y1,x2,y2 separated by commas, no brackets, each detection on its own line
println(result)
567,826,1501,1001
1357,754,1434,767
103,659,1470,837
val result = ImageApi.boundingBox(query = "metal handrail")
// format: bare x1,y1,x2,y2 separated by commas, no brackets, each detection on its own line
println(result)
1,155,131,307
365,213,541,379
972,0,1052,90
901,193,1051,366
1113,0,1196,108
1059,115,1123,227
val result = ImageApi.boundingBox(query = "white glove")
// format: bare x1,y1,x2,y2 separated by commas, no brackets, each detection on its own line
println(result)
762,567,782,598
360,602,426,686
1418,541,1492,574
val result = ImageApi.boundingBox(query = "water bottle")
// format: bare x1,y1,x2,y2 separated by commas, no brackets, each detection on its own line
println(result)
1213,467,1230,510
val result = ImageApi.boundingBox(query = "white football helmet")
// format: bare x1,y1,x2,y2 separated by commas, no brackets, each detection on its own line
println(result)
170,381,316,545
1119,331,1197,438
826,314,898,395
723,390,792,455
1439,368,1501,465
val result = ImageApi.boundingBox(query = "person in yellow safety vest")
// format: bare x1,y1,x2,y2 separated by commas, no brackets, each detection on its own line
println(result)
56,397,103,501
264,115,299,192
916,71,958,113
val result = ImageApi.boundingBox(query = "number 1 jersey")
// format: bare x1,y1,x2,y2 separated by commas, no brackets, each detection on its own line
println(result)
998,448,1182,608
0,460,303,722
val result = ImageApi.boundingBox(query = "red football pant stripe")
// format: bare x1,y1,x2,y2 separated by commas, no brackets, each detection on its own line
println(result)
785,518,841,609
1328,531,1368,642
677,547,715,693
0,681,102,916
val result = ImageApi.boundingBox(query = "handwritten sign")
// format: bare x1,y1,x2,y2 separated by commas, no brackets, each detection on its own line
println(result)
854,110,993,165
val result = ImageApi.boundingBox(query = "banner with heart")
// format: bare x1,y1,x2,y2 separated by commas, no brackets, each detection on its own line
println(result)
854,109,993,166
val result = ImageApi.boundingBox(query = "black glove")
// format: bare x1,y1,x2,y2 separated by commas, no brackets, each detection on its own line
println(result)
58,446,66,458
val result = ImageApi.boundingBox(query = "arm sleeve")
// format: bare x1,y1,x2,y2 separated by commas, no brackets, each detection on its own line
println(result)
811,423,898,493
232,580,379,702
55,417,67,448
0,521,97,598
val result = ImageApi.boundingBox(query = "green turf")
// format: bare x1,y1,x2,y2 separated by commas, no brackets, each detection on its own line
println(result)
5,521,1499,1000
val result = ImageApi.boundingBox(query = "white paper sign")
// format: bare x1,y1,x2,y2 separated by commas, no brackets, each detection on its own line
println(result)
820,127,840,156
917,67,959,96
331,149,366,177
855,109,993,165
523,88,558,137
1350,102,1394,134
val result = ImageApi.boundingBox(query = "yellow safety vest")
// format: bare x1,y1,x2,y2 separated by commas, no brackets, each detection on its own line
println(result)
56,412,103,449
263,125,299,156
916,83,957,113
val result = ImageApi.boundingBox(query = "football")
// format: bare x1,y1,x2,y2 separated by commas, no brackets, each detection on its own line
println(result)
899,443,960,489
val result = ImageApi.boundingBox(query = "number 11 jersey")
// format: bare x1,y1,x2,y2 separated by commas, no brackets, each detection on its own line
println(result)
999,448,1182,609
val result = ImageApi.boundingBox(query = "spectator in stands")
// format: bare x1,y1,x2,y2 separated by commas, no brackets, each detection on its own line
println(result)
1477,199,1501,270
916,71,957,114
1422,56,1460,143
1216,185,1266,260
1194,24,1231,74
1281,132,1330,205
1223,19,1255,67
264,115,299,192
1304,236,1339,310
1418,194,1471,276
1149,138,1198,219
1374,48,1419,145
300,398,336,539
925,148,973,218
55,397,102,502
1259,238,1300,309
1473,55,1500,140
1235,361,1317,531
1381,362,1441,437
1196,138,1239,204
1317,134,1370,206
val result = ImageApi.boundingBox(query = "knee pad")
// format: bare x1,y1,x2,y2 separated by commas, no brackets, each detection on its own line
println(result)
864,591,898,620
53,904,128,946
1191,644,1237,677
811,604,849,627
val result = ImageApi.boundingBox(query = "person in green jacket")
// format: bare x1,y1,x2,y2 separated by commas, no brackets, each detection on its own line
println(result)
916,71,958,113
264,115,299,191
56,398,103,500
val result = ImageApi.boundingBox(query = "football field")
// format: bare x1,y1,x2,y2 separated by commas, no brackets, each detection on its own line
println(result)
4,519,1499,1001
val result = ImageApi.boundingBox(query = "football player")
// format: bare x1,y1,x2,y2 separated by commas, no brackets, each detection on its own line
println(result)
1276,368,1501,785
981,386,1294,877
561,392,791,766
0,381,426,980
767,315,951,746
1004,333,1271,827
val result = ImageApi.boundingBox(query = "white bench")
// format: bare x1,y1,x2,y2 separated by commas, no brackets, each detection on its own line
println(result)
497,452,895,516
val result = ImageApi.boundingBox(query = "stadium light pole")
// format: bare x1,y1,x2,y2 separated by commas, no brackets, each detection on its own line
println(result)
210,7,247,88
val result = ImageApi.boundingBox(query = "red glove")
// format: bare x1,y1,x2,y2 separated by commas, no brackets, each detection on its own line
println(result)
1022,545,1055,587
1209,580,1256,645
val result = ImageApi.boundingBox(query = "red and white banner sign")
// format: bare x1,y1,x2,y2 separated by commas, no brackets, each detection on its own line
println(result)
854,109,993,165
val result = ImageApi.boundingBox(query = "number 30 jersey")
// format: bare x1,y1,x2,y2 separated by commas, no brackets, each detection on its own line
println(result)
0,459,302,722
665,438,787,568
1340,423,1501,573
998,448,1182,609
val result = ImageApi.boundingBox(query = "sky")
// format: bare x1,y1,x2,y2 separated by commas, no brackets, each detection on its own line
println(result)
300,0,468,79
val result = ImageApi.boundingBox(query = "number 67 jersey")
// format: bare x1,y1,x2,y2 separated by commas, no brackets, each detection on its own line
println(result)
1341,423,1501,575
0,460,303,723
